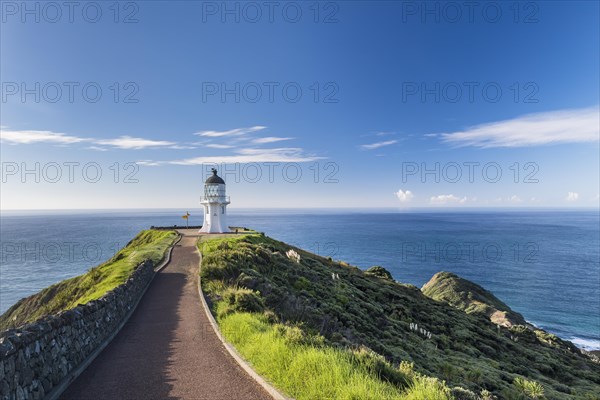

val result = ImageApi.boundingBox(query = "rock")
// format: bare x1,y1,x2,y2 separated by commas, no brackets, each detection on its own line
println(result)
15,386,24,400
0,341,15,358
20,366,33,386
5,358,14,378
41,379,51,393
0,379,9,397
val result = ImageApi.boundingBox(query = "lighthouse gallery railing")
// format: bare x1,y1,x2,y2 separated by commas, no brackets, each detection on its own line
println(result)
200,196,230,203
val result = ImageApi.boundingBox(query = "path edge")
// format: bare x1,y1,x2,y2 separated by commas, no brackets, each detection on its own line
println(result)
46,232,182,400
196,252,292,400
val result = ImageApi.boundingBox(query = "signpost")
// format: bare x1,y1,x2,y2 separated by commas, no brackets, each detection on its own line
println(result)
182,211,190,228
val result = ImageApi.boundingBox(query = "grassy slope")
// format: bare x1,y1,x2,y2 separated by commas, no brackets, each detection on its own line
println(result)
0,230,178,330
199,233,600,400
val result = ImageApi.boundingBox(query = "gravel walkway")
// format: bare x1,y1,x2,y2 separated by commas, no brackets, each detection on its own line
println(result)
60,231,272,400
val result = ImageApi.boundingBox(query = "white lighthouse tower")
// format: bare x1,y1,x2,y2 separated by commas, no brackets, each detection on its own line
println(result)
199,168,231,233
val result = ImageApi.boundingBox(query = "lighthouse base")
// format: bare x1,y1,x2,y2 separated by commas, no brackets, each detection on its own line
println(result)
199,201,230,234
199,225,231,234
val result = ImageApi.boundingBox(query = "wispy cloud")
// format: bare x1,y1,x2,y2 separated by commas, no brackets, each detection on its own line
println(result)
136,160,165,166
95,136,178,150
360,140,398,150
145,147,323,166
252,137,293,144
440,106,599,148
86,146,108,152
205,143,235,149
430,194,467,205
1,128,190,150
194,126,266,137
0,129,88,145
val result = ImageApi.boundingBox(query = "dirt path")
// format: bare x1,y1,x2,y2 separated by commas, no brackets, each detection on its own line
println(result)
60,230,271,400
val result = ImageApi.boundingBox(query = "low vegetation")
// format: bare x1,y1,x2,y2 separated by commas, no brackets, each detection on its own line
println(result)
199,233,600,400
0,230,178,330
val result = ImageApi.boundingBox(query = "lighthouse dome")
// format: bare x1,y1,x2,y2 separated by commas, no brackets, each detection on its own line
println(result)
205,168,225,184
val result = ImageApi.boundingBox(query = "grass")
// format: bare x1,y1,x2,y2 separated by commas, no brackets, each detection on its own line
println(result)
0,229,178,329
200,234,456,400
219,312,407,400
198,233,600,400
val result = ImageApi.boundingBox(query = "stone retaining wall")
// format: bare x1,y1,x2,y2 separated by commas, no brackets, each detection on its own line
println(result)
0,260,155,400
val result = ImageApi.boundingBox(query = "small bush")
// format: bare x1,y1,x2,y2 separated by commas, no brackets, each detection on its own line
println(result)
466,367,483,384
514,376,545,399
293,277,311,291
217,287,264,318
480,389,496,400
403,375,452,400
451,386,478,400
399,361,415,377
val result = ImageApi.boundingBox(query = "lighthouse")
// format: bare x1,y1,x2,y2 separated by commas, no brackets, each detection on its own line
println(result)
199,168,231,233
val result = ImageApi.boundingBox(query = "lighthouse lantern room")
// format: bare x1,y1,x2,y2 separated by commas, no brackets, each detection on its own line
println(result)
199,168,231,233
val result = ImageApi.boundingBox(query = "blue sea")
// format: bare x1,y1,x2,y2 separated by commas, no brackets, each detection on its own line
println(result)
1,209,599,350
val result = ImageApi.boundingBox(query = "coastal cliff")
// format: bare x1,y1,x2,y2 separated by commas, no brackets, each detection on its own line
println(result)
0,230,177,330
200,232,600,400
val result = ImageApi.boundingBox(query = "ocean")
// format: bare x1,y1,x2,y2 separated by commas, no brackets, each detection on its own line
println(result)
1,209,599,350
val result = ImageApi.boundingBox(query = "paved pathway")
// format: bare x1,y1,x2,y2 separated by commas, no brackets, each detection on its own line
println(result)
60,230,271,400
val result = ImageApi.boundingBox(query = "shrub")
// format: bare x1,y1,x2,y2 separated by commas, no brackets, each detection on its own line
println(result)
441,361,458,381
399,361,415,377
217,287,264,318
450,386,478,400
479,389,496,400
365,266,393,280
514,376,545,399
293,277,311,291
403,375,452,400
201,255,240,281
466,367,483,384
553,383,571,394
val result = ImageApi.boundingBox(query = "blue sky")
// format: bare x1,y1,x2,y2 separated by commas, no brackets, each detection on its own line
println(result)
1,1,599,209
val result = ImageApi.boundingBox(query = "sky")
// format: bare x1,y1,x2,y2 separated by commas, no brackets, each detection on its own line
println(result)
1,0,599,209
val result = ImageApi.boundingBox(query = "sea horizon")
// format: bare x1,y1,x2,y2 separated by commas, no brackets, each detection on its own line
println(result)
2,209,599,351
2,206,599,215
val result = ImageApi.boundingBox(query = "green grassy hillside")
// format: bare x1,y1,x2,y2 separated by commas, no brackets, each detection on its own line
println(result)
199,233,600,400
0,230,178,330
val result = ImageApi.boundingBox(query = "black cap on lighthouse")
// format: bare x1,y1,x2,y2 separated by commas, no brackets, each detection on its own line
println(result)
205,168,225,184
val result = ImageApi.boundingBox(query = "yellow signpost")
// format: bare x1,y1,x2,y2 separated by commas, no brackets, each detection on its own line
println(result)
182,211,190,228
